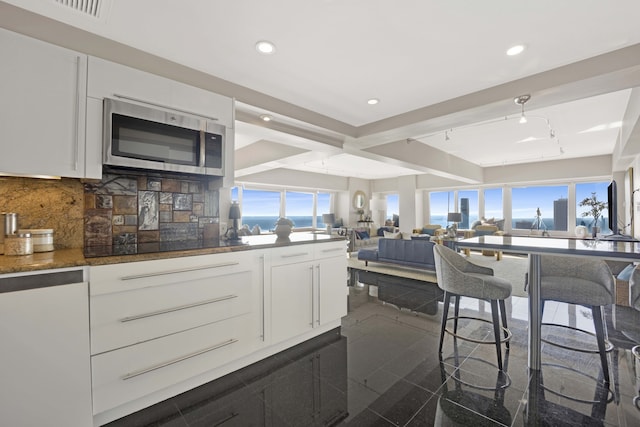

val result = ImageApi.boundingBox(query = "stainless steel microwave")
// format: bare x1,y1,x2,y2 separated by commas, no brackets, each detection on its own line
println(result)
103,98,225,176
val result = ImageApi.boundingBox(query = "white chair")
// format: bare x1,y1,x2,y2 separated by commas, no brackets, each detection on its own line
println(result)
433,244,513,371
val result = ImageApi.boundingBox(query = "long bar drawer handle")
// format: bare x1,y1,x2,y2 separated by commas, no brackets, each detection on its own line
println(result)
122,338,238,381
281,252,309,258
119,295,238,323
321,247,344,253
119,262,239,280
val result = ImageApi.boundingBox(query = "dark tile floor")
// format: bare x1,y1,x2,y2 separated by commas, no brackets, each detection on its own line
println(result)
107,270,640,427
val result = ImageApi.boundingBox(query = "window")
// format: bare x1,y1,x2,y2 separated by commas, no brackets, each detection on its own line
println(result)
285,191,315,228
386,194,399,221
317,192,331,227
484,188,503,222
233,188,331,231
458,190,478,229
511,185,568,231
239,189,281,231
576,181,611,234
429,191,454,228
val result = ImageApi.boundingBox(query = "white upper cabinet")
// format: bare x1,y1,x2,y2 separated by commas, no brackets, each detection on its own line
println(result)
85,56,235,181
87,57,234,128
0,28,88,178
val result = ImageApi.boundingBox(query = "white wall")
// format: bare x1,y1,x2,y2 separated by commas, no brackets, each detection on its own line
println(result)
483,155,613,186
347,177,371,226
398,175,417,234
237,168,349,191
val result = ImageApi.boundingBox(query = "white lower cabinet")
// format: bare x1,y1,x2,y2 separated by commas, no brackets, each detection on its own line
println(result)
318,255,348,325
271,260,316,342
88,240,346,425
270,241,347,345
0,270,92,427
89,250,265,423
91,313,255,414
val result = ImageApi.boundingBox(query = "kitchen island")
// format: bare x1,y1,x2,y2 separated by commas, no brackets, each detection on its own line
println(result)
0,232,345,274
0,233,348,426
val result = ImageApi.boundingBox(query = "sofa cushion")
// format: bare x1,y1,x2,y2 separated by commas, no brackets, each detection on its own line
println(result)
355,229,370,239
358,248,378,262
378,238,436,270
421,224,442,236
470,220,482,229
377,226,396,236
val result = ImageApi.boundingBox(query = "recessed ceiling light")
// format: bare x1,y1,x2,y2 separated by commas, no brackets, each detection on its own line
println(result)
367,98,379,105
506,44,525,56
259,114,272,122
255,40,276,54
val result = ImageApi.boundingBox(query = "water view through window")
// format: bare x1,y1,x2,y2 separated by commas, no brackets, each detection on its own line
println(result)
232,188,331,231
231,182,611,234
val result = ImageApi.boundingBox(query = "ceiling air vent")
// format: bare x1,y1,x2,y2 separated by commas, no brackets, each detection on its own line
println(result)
54,0,102,18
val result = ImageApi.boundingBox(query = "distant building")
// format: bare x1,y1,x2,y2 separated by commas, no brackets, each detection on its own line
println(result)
460,198,469,229
554,198,568,231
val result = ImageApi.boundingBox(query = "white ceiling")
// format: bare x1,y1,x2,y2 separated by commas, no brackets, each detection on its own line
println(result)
3,0,640,181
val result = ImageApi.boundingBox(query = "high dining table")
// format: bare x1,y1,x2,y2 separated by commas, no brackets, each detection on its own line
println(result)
454,235,640,371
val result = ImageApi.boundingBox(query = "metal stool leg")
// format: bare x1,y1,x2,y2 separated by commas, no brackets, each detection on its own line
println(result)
453,295,461,334
491,299,504,371
591,305,610,384
439,292,452,355
499,299,509,349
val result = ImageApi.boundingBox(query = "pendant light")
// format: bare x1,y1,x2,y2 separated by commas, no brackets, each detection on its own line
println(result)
514,94,531,124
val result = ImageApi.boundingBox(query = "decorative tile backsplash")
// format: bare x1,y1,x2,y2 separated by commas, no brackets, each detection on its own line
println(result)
84,171,220,255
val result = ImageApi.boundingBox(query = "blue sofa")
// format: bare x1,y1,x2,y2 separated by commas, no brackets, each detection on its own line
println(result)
357,238,437,271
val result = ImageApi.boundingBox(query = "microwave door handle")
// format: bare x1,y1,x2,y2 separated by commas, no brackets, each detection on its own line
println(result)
199,130,206,168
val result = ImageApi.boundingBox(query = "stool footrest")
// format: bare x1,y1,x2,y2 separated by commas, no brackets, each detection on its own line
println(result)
444,315,512,345
541,322,613,353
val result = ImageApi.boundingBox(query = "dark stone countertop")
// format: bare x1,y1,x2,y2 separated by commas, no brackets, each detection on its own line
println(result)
0,233,346,275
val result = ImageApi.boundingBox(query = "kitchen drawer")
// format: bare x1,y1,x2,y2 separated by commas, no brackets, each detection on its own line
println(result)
89,251,254,295
92,313,256,415
90,268,256,354
314,241,347,260
269,245,315,267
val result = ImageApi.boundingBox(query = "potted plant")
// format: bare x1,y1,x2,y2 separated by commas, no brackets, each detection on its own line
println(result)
579,192,607,237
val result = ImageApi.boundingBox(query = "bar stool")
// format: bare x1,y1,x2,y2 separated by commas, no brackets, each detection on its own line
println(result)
433,245,513,371
539,255,614,384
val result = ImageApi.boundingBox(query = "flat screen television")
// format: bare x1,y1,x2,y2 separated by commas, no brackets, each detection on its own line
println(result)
607,180,618,235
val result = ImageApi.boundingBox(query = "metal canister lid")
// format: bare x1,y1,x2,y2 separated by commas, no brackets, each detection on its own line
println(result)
9,232,31,238
18,228,53,236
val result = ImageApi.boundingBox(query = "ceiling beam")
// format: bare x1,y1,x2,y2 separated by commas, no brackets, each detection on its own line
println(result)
353,44,640,148
351,140,484,184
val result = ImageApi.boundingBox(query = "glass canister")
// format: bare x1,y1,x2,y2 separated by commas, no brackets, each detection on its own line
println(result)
4,232,33,256
18,229,54,252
